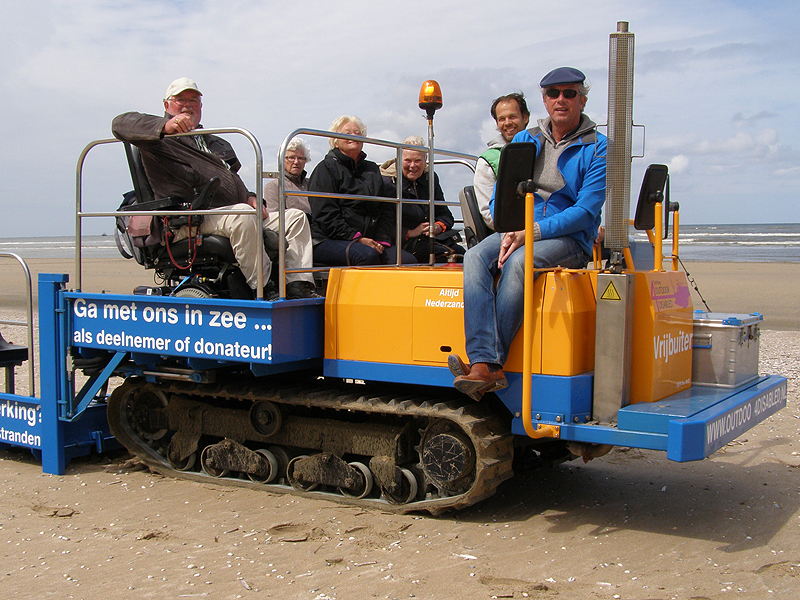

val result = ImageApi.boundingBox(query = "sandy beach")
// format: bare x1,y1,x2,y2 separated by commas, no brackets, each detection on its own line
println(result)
1,257,799,599
0,257,153,311
681,261,800,331
2,257,798,328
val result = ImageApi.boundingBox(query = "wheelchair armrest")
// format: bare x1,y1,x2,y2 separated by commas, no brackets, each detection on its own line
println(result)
162,177,220,230
120,196,182,211
191,177,221,211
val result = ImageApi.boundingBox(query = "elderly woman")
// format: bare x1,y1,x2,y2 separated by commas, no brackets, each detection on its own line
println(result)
264,137,312,218
308,116,416,266
381,135,465,262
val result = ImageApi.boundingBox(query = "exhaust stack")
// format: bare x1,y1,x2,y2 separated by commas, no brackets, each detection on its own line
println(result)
604,21,636,260
592,22,636,423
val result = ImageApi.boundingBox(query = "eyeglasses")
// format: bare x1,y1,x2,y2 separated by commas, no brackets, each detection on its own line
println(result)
544,88,579,99
169,96,202,106
285,155,307,162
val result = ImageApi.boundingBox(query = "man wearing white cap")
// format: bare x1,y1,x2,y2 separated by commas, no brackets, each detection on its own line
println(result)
112,77,319,299
450,67,606,400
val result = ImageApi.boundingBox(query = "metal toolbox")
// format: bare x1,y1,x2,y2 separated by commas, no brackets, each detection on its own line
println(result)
691,311,762,388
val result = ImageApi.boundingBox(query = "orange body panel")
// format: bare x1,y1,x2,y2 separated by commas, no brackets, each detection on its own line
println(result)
325,266,597,377
629,271,694,403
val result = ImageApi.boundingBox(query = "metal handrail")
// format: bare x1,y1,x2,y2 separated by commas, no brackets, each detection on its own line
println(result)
434,157,477,173
274,128,477,279
75,127,266,298
0,252,36,397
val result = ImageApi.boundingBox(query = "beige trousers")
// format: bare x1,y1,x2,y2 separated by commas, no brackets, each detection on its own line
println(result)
175,204,313,290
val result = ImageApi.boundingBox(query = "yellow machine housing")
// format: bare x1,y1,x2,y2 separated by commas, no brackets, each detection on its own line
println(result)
325,266,595,377
325,265,692,406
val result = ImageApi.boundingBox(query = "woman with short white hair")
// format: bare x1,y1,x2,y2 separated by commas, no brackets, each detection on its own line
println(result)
308,116,416,266
380,136,464,262
264,137,312,216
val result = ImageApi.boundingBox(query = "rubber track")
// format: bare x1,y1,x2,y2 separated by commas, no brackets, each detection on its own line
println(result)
107,378,515,515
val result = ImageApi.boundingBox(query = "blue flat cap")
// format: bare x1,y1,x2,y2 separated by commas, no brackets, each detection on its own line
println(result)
540,67,586,87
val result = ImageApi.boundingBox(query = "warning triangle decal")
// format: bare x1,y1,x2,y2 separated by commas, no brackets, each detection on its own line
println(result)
601,281,621,301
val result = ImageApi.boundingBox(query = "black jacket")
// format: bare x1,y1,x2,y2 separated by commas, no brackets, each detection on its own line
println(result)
308,148,396,243
384,170,455,240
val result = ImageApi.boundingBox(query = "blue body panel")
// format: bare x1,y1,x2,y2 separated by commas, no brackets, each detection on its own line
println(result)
666,375,786,461
500,372,594,429
324,358,455,387
66,292,324,371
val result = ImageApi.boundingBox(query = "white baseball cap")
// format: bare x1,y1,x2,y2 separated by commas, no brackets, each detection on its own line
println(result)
164,77,202,101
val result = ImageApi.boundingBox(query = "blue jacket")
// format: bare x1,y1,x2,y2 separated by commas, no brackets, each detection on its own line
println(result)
490,116,606,255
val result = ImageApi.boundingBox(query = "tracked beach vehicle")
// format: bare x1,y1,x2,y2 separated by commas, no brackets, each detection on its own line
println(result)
0,23,787,514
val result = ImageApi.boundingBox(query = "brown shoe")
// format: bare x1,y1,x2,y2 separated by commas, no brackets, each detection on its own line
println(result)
453,363,508,401
448,354,470,378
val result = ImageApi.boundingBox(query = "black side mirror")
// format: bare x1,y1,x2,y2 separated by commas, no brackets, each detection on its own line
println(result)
633,164,670,237
493,142,538,233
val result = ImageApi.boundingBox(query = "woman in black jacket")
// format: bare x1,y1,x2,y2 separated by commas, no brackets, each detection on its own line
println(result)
308,116,416,266
381,135,465,263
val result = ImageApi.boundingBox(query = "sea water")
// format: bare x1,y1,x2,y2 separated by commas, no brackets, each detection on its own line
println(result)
0,235,119,260
2,224,800,263
632,223,800,263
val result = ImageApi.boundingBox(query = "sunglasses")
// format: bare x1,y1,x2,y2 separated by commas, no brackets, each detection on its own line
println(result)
545,88,579,99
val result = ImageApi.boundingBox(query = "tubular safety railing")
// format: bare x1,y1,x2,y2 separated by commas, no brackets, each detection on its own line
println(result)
0,252,36,396
75,128,267,298
76,128,477,300
275,128,477,290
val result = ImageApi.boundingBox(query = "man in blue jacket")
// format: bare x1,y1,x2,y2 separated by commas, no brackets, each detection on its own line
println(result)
450,67,606,400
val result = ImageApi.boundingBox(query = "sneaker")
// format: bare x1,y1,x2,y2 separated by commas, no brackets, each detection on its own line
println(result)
286,281,323,299
263,281,280,301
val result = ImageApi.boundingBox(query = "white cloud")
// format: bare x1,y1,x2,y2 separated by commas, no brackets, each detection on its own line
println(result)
774,165,800,176
1,0,799,236
667,155,689,174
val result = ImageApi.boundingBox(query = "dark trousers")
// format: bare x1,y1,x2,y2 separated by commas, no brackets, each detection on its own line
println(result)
313,239,417,266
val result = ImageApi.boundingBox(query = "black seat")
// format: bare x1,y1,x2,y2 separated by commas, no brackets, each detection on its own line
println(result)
458,185,494,248
0,330,28,394
115,142,252,299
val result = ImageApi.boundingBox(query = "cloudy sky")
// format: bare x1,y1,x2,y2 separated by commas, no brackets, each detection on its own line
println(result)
1,0,797,238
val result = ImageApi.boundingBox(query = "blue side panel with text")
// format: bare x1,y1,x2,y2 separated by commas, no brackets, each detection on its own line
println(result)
0,394,42,449
667,375,787,461
66,293,324,370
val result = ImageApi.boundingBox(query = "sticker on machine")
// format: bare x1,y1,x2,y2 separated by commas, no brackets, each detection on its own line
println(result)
704,380,787,455
648,273,691,312
70,296,275,363
417,287,464,309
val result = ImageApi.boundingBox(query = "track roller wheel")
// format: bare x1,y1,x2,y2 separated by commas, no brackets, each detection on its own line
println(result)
247,449,280,484
339,462,374,499
385,468,418,505
369,456,421,505
249,401,282,436
168,451,196,471
267,446,291,482
286,455,319,491
200,445,230,478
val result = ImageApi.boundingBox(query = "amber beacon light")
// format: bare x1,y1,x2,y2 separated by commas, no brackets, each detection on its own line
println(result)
418,80,443,119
